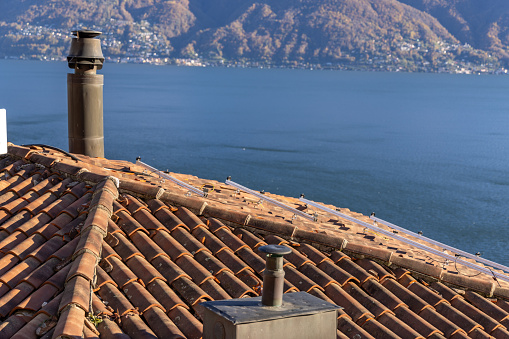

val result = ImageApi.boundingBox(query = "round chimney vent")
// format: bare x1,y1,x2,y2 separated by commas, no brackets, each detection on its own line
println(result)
67,30,105,70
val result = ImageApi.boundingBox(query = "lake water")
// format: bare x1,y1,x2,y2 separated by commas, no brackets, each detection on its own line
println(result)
1,60,508,265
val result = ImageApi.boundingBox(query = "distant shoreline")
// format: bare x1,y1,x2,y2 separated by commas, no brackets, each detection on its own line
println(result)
3,55,508,75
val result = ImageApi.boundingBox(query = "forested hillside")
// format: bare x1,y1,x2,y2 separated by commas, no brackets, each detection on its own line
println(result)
0,0,507,72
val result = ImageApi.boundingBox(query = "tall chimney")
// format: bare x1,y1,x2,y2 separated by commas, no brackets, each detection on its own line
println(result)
67,30,105,157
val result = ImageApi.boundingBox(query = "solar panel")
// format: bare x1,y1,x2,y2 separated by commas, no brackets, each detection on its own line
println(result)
225,178,315,222
299,197,509,283
371,214,509,275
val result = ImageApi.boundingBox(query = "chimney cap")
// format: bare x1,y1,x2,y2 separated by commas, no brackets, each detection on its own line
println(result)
72,30,102,38
259,244,292,256
67,30,104,70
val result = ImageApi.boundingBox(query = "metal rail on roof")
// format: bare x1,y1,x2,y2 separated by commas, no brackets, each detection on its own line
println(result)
225,178,315,222
136,159,205,197
371,215,509,275
299,197,509,283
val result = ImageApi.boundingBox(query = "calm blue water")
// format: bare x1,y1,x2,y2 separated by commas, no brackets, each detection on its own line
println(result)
1,60,508,265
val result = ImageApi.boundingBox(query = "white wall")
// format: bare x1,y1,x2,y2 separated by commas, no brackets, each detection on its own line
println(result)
0,109,7,154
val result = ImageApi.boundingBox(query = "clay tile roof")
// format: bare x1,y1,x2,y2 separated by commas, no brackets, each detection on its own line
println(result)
0,143,509,338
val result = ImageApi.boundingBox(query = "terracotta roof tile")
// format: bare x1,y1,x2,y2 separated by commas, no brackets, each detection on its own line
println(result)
11,282,58,314
172,227,212,255
142,306,186,338
3,233,44,259
58,275,90,313
191,226,230,255
377,312,424,338
300,262,337,289
497,299,509,313
285,265,324,293
148,199,188,232
11,312,52,339
73,226,103,259
419,306,468,338
393,305,444,337
122,281,164,313
451,297,503,334
356,258,395,282
130,231,166,261
91,293,113,317
234,228,267,249
126,255,166,286
235,246,266,275
97,282,138,316
0,257,41,290
52,304,85,339
146,278,188,312
215,270,256,298
106,256,139,288
151,228,191,261
26,236,65,263
48,236,80,261
337,315,376,339
489,326,509,338
199,278,232,300
108,233,144,261
343,281,393,319
66,251,98,282
95,265,117,290
174,206,207,231
96,318,128,339
167,305,203,338
434,302,485,335
151,255,191,284
325,282,373,324
0,282,35,317
174,255,214,285
1,148,509,338
361,317,401,339
170,276,212,306
383,278,431,314
215,246,253,276
23,257,60,289
464,290,509,325
362,279,407,311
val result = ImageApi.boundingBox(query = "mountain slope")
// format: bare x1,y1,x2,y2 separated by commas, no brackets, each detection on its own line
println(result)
184,0,457,63
398,0,509,59
0,0,505,70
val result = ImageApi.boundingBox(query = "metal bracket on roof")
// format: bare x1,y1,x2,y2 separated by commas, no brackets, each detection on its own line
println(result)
136,159,205,197
202,187,209,198
313,212,319,222
225,178,315,222
443,250,450,267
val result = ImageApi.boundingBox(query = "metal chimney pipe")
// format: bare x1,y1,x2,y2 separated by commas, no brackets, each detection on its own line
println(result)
259,244,292,307
67,30,105,157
